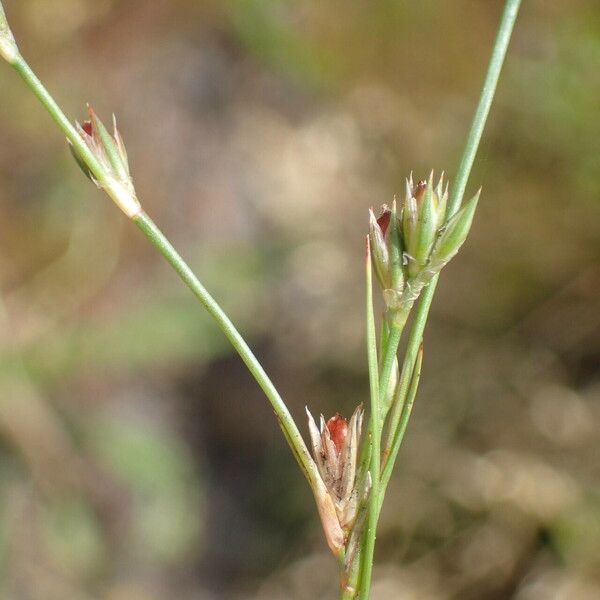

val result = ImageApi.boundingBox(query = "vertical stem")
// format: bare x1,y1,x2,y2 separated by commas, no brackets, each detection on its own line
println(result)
379,347,423,499
385,0,523,473
358,1,522,597
447,0,523,217
361,239,381,597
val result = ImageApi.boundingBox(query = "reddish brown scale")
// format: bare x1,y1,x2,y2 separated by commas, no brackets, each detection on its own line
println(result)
376,209,391,236
414,180,427,200
326,414,348,454
82,121,93,136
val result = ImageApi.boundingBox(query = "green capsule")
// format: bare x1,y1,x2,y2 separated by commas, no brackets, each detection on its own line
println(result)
388,199,404,293
402,178,419,275
430,189,480,268
412,173,439,273
369,208,392,290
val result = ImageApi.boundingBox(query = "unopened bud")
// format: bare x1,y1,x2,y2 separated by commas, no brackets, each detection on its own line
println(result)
71,106,141,218
306,405,364,552
369,208,392,290
368,200,406,314
430,189,480,270
403,172,446,277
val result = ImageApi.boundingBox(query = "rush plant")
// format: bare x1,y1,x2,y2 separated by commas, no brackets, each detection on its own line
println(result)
0,1,521,597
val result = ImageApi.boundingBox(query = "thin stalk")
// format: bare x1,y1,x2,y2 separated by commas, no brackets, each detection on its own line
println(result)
0,19,316,487
10,56,107,188
380,347,423,500
383,338,417,456
361,1,522,597
361,238,381,598
383,0,522,475
133,212,316,482
339,547,362,600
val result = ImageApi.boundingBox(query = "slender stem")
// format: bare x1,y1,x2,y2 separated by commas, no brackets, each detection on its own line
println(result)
0,24,316,488
361,239,381,598
361,1,522,596
133,212,316,483
379,347,423,500
448,0,522,218
383,0,522,476
339,547,361,600
383,338,417,455
10,54,107,187
378,323,402,402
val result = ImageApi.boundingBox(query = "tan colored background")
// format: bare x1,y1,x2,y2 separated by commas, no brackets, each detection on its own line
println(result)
0,1,599,598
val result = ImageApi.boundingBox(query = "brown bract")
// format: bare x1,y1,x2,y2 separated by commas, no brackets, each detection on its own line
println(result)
306,405,364,540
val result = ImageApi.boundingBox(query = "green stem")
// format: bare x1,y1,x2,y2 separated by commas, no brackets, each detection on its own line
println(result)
361,239,381,599
378,323,402,401
448,0,523,218
10,54,108,187
380,347,423,501
133,212,315,483
383,0,522,479
0,23,316,488
360,1,522,597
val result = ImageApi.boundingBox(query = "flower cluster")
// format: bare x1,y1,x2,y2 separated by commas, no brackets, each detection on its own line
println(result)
305,406,365,555
71,106,141,218
369,172,479,317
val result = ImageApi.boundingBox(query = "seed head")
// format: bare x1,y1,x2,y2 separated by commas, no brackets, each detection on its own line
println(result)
70,106,141,218
305,404,364,553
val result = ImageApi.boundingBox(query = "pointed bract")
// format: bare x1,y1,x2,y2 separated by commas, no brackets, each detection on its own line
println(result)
305,404,365,549
70,106,141,218
411,172,438,274
430,189,480,267
369,208,391,290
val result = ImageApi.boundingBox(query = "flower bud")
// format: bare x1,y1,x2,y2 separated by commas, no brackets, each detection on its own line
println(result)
402,175,419,271
369,207,391,290
403,172,447,277
369,202,405,310
71,106,141,218
430,189,480,270
306,405,364,550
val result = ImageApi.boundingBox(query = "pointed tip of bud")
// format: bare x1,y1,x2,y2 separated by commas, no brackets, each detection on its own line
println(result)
375,206,391,236
405,178,413,202
429,187,481,269
368,207,378,227
82,120,93,137
414,179,427,201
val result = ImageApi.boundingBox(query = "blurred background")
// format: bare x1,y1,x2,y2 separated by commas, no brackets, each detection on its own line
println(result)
0,0,599,598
